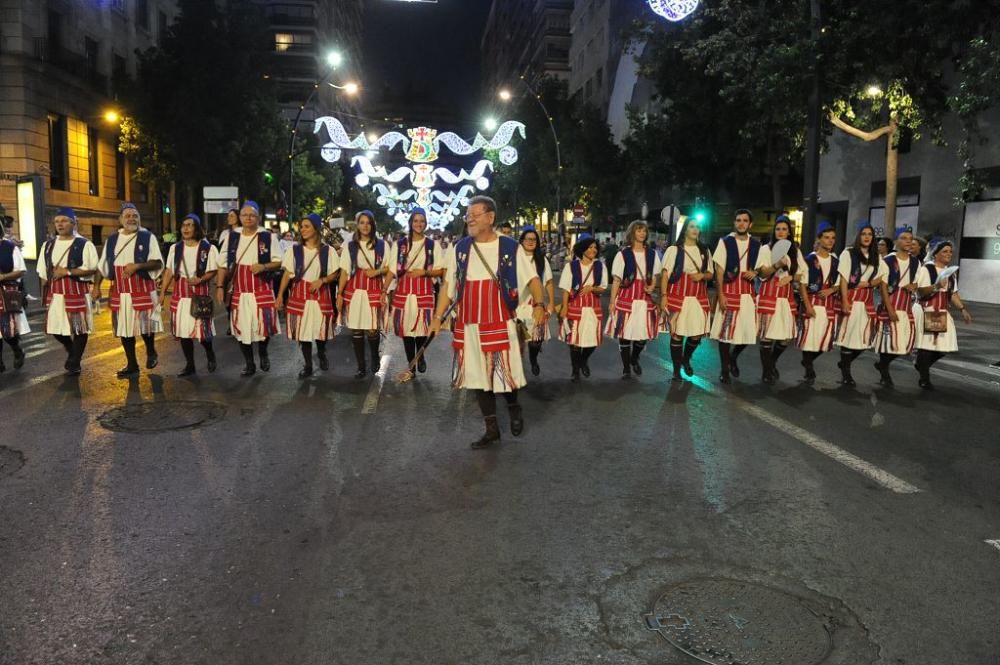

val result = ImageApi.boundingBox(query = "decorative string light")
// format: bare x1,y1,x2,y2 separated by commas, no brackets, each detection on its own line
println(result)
647,0,700,21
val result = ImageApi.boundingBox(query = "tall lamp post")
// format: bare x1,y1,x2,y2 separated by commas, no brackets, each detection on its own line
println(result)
499,76,563,242
287,51,357,222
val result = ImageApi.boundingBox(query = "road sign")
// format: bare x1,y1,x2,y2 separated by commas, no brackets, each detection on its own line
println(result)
203,186,239,200
204,199,239,214
573,204,585,218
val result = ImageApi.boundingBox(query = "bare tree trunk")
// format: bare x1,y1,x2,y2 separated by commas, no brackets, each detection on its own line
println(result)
884,131,899,230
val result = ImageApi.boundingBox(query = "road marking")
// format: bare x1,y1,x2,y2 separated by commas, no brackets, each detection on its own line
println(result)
361,354,391,415
661,360,922,494
985,540,1000,553
0,345,124,401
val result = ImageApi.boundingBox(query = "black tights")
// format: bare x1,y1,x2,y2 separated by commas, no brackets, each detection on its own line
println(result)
916,349,945,379
475,389,518,418
618,340,646,367
120,334,156,368
351,331,380,371
298,340,328,366
54,334,88,367
180,338,215,365
239,338,269,363
402,336,429,364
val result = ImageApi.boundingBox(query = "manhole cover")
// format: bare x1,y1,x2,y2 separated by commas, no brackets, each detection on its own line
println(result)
98,400,226,433
644,578,832,665
0,446,25,476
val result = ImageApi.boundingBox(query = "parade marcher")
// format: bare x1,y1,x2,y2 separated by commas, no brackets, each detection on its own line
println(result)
159,214,219,376
430,196,545,449
337,210,389,379
559,234,607,381
216,201,282,376
756,215,807,384
277,213,339,378
835,222,891,386
0,234,29,372
607,220,662,378
874,228,919,386
659,218,713,381
516,226,555,376
913,241,973,390
796,222,841,385
221,207,240,334
37,209,99,374
711,209,773,384
387,208,442,375
95,203,164,378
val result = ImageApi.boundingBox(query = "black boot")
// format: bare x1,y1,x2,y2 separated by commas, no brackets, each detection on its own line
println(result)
619,343,632,378
316,340,329,371
570,346,581,382
240,343,256,376
682,337,700,376
178,339,196,376
772,343,787,380
403,337,416,367
415,336,428,373
528,342,541,376
258,338,270,372
760,342,775,385
801,351,818,385
142,333,158,369
0,340,5,372
351,333,367,378
367,334,381,373
718,342,732,384
55,334,74,371
669,339,684,381
8,336,25,370
69,334,88,375
117,337,140,378
730,344,746,378
838,350,858,387
631,341,645,376
298,342,313,378
471,390,500,449
875,353,895,387
581,347,594,378
202,341,217,373
504,391,523,437
916,350,936,390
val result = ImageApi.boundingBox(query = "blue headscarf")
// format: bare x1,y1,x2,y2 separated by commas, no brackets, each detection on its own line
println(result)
408,207,427,223
120,202,138,213
855,219,874,233
303,213,323,229
893,225,912,239
56,207,77,222
815,221,834,236
241,200,260,216
184,213,202,226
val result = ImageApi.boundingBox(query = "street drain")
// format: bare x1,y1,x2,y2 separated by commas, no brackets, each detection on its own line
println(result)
0,446,25,476
644,578,832,665
98,401,226,433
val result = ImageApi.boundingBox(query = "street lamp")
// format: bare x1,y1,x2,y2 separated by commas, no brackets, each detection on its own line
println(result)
330,81,360,96
498,76,563,241
287,51,350,221
483,117,498,132
103,109,121,124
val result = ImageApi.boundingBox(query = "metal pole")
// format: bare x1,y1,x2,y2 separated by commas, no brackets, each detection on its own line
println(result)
518,76,561,242
287,64,342,222
801,0,822,242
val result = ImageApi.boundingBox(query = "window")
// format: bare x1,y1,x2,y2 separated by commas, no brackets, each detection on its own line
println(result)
85,37,99,74
274,32,313,52
112,53,127,80
115,150,126,200
47,10,63,55
47,114,68,191
136,0,149,31
87,126,100,196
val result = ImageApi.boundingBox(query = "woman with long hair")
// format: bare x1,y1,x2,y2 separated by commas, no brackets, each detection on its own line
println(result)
913,241,973,390
659,218,713,381
796,222,841,384
835,222,891,386
607,220,662,378
337,210,389,378
516,226,555,375
159,214,219,376
387,208,443,374
756,215,808,383
277,214,339,378
559,234,607,380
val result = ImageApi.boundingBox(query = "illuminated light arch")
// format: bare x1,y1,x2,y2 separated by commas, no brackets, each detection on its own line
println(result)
647,0,700,21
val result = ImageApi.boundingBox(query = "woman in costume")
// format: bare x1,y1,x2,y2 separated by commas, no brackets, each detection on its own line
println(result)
756,215,807,384
559,234,607,381
835,222,891,386
337,210,389,378
515,226,555,376
0,232,29,372
659,218,713,381
607,220,662,378
387,208,442,375
913,241,973,390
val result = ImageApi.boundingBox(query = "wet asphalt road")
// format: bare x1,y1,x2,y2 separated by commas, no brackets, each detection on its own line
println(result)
1,304,998,665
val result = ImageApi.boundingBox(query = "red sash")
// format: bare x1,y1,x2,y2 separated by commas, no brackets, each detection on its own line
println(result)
287,279,334,316
878,289,914,323
720,276,755,309
666,273,709,314
757,277,798,317
110,265,156,312
923,290,950,312
47,277,89,313
170,275,210,314
453,278,510,353
567,292,601,321
846,286,876,318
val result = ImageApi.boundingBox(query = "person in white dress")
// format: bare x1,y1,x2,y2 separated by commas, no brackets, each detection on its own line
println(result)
94,203,164,378
159,214,219,376
796,222,842,384
607,220,662,378
659,218,714,381
516,226,555,376
387,208,444,376
215,201,283,376
220,208,240,334
710,209,774,383
0,236,30,372
559,234,608,381
37,208,99,374
430,196,545,449
913,241,973,390
756,215,808,384
337,210,390,378
874,228,920,387
277,214,340,378
835,222,891,386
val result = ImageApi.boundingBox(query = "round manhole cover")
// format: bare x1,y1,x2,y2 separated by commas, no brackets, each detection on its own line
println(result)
98,401,226,433
645,578,832,665
0,446,25,477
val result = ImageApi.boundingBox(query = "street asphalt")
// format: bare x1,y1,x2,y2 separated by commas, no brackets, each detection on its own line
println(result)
0,300,998,665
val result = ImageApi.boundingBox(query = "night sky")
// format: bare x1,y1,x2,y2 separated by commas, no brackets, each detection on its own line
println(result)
361,0,493,128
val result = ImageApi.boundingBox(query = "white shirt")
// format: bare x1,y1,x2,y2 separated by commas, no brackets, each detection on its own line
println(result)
281,245,338,282
387,237,434,276
712,234,771,273
611,246,664,281
837,249,888,285
165,242,220,279
218,230,282,268
444,238,539,301
37,237,99,281
558,258,608,292
338,240,384,276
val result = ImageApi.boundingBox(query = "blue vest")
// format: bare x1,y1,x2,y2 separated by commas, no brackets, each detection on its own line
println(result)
45,236,88,281
805,252,840,294
172,239,212,277
0,240,15,275
622,247,656,285
226,229,273,269
668,244,709,285
395,237,434,275
292,243,331,280
570,258,603,293
454,235,519,318
847,249,880,289
722,235,761,283
883,254,918,293
106,230,153,280
348,239,385,274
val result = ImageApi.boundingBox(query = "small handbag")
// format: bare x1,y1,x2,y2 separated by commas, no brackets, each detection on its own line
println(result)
922,310,948,334
182,252,215,320
1,287,25,313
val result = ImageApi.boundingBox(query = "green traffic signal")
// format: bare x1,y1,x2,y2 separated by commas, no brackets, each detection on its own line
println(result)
264,171,274,185
694,210,707,223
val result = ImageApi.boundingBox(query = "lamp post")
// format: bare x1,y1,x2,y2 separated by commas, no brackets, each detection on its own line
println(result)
499,76,563,242
287,51,354,222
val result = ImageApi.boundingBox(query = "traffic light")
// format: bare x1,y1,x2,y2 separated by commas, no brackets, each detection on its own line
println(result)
263,171,275,185
160,192,171,215
692,197,708,224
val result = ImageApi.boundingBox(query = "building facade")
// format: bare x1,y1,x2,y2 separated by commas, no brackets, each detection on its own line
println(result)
481,0,573,96
0,0,180,247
